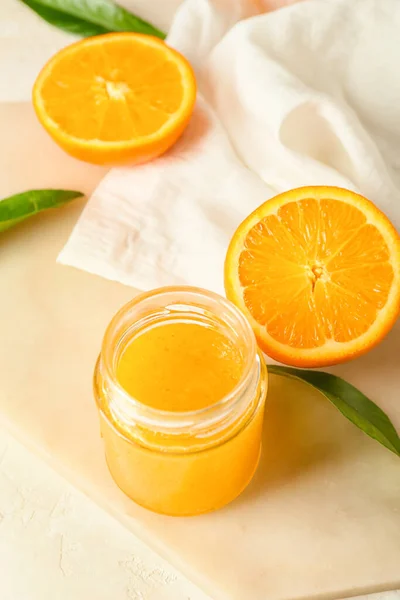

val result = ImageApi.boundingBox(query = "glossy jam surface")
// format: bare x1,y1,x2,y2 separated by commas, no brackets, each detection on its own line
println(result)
116,322,244,411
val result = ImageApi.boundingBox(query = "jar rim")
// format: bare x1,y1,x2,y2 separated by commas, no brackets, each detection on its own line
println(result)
99,286,259,431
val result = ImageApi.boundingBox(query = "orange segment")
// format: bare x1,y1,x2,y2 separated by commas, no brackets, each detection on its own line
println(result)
32,33,196,165
225,186,400,367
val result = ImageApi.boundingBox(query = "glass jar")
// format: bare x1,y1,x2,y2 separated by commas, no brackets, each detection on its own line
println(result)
93,287,268,516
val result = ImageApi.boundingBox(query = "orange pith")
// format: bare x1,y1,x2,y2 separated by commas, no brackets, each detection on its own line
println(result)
225,186,400,367
32,33,196,165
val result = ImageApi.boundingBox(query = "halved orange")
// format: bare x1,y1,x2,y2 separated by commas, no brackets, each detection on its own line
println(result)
225,186,400,367
32,33,196,165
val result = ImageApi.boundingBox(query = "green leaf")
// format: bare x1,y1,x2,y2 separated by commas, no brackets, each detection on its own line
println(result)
268,365,400,457
20,0,109,36
0,189,83,232
20,0,166,39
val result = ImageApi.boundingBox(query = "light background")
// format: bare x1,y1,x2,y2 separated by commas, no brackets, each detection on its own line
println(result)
0,1,399,599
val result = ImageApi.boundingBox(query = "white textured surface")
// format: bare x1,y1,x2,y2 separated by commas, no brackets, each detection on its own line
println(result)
0,423,399,600
0,425,210,600
1,1,400,599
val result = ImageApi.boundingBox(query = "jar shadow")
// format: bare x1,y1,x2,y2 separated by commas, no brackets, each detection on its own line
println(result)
254,377,353,493
235,320,400,506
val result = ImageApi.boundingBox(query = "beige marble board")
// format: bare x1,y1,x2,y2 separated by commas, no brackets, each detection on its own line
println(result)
1,103,400,600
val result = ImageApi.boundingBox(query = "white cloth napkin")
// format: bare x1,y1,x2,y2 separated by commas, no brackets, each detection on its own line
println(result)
58,0,400,294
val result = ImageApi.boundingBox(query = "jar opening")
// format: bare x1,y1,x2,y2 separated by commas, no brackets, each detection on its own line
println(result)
99,286,259,435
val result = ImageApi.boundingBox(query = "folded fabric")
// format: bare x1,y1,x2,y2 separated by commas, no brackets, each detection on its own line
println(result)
59,0,400,292
60,98,271,293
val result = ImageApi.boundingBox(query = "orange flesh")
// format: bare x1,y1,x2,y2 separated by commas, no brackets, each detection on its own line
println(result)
33,34,196,164
239,198,394,349
40,40,184,141
116,322,244,411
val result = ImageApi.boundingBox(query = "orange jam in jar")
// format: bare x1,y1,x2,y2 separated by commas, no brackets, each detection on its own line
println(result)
94,287,268,516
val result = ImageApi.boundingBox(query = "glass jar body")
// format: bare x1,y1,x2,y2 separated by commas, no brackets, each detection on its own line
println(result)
93,287,268,516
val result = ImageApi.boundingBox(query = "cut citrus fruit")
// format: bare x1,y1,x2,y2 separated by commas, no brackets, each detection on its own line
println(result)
32,33,196,165
225,186,400,367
